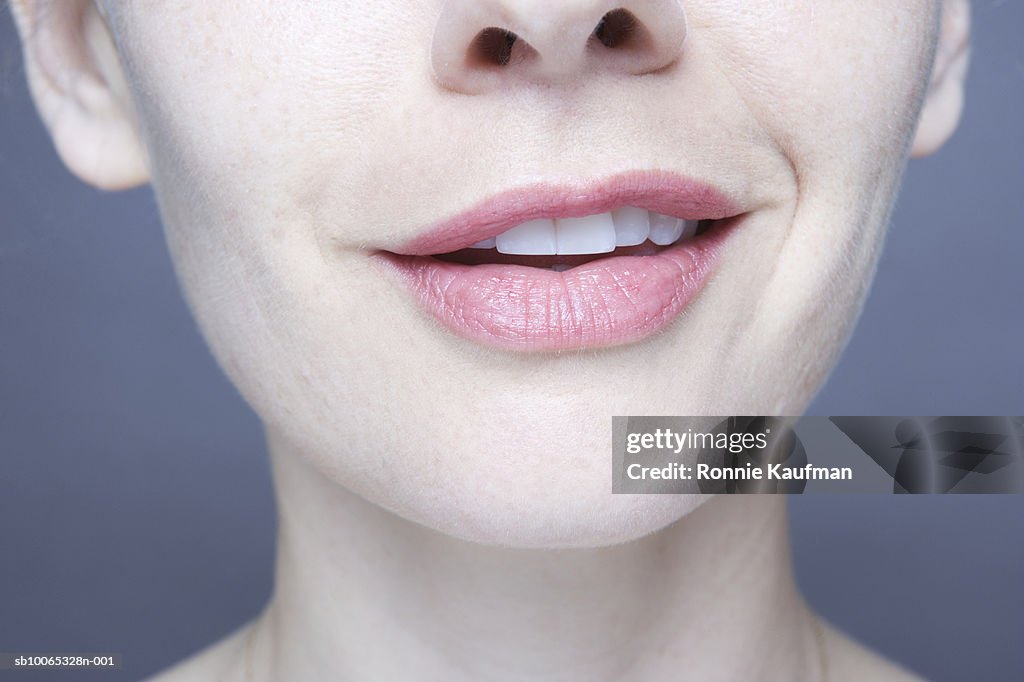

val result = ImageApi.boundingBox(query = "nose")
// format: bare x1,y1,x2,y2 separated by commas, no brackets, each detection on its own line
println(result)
430,0,688,94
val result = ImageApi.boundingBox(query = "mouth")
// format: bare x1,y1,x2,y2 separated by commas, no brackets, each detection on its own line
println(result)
433,210,716,270
375,171,743,352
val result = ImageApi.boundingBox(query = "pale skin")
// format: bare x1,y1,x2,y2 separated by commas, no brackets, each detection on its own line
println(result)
11,1,970,680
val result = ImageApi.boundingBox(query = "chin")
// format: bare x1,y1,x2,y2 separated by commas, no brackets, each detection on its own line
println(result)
412,490,710,549
377,429,714,549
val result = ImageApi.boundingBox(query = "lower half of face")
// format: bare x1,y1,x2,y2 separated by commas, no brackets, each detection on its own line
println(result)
122,0,939,547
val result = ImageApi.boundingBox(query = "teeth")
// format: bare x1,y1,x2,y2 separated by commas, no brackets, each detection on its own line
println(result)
681,219,699,240
495,219,557,255
555,214,616,255
649,212,685,246
478,209,701,255
611,207,650,247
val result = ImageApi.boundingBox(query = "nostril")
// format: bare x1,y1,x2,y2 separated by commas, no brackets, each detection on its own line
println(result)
432,0,686,92
592,9,641,49
469,27,519,67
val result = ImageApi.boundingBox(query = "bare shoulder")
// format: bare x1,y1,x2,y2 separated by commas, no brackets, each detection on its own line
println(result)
142,622,254,682
821,621,927,682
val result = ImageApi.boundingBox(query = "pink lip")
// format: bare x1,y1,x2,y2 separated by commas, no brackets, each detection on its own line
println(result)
376,171,742,352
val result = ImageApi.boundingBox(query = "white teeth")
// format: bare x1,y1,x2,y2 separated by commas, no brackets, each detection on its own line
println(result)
611,207,650,247
495,219,557,255
649,212,685,246
555,214,616,255
480,209,701,255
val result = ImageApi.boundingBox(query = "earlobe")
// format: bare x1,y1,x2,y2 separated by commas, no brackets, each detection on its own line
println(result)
911,0,971,158
10,0,149,190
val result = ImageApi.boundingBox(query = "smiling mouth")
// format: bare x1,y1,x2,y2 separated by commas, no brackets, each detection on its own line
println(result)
374,171,743,352
433,209,718,271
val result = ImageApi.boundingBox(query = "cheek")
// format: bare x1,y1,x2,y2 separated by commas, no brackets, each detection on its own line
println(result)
111,4,406,398
720,3,934,152
678,2,939,412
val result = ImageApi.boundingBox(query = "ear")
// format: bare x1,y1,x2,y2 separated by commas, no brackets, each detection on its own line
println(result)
912,0,971,158
9,0,148,190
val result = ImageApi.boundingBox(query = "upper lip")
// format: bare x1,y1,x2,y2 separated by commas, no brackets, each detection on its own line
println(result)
392,170,742,256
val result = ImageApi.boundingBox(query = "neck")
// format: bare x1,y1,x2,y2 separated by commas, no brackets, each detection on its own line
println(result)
244,435,822,682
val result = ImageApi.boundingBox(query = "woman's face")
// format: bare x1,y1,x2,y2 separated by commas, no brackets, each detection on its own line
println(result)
20,1,960,546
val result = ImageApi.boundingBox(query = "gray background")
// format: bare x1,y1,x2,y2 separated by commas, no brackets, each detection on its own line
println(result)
1,4,1022,681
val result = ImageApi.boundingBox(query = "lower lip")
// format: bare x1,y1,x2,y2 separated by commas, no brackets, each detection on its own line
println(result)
377,220,735,352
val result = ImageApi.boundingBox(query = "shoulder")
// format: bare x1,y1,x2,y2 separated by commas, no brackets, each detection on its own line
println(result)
820,620,927,682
